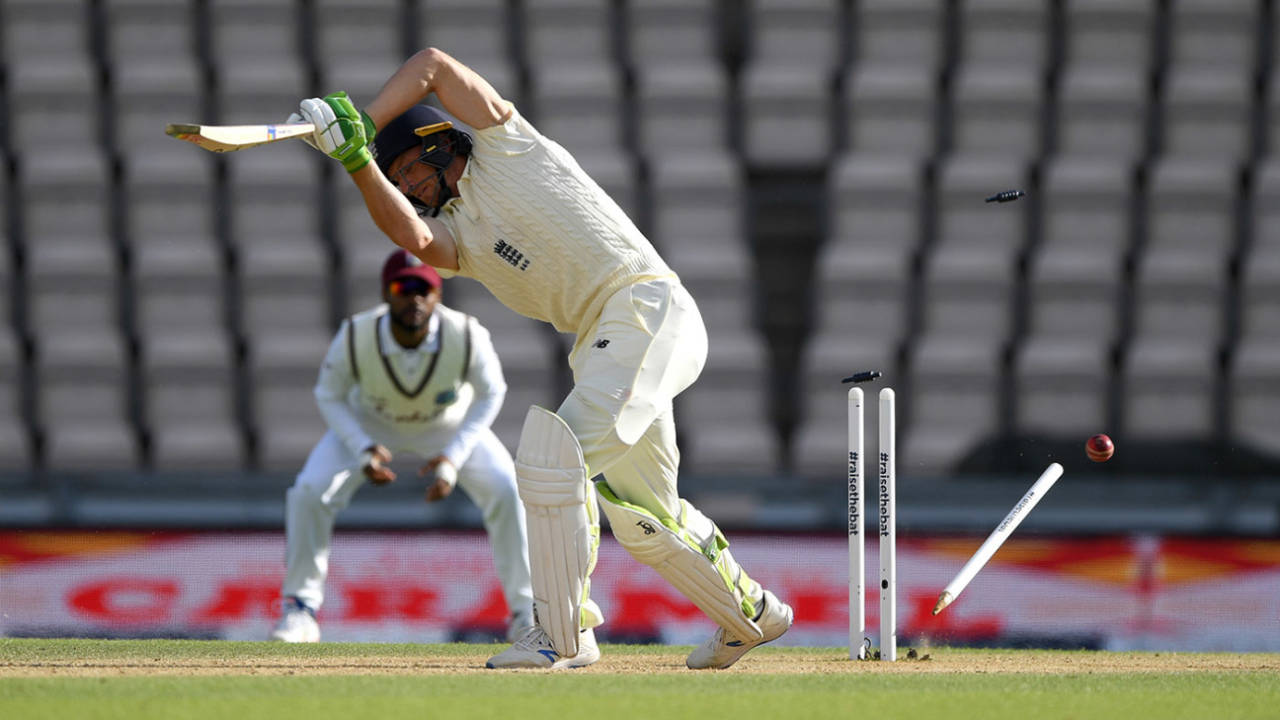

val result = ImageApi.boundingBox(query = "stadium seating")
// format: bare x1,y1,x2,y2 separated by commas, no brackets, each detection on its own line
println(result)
0,0,1276,491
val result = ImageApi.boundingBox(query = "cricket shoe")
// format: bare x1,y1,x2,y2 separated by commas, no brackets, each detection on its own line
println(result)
269,597,320,643
486,626,599,669
506,607,536,644
686,589,793,670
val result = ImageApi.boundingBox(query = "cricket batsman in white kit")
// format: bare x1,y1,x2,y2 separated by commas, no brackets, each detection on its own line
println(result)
271,249,534,643
288,47,793,669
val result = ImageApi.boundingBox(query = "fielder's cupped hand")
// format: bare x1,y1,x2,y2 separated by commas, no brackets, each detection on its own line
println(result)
421,456,458,503
361,444,396,485
297,91,377,173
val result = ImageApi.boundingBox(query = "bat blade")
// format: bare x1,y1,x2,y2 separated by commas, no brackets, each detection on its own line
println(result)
164,122,316,152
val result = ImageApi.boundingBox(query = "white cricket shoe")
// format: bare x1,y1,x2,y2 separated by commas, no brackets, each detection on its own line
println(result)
506,607,536,643
269,598,320,643
486,626,600,669
686,589,793,670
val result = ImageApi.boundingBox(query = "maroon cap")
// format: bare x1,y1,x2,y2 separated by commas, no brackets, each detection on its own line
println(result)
381,249,442,289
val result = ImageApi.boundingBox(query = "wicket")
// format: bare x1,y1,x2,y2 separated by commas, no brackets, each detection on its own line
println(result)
847,386,896,661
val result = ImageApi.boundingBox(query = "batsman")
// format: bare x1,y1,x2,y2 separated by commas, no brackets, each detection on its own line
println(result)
289,47,793,670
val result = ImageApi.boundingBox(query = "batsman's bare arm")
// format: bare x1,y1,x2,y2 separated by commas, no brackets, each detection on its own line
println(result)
364,47,510,131
348,164,459,270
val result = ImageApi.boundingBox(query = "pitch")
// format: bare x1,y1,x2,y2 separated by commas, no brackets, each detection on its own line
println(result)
2,639,1277,720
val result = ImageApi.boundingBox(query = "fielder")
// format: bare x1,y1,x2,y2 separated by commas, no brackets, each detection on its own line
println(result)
271,249,534,643
289,47,793,669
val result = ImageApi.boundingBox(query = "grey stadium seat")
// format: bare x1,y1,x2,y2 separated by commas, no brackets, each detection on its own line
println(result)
419,0,518,102
1014,334,1111,437
740,0,841,167
315,0,405,99
841,64,936,159
1160,68,1252,160
0,329,32,471
105,0,202,160
4,0,100,157
1061,0,1156,73
1166,0,1259,73
225,149,329,271
35,332,139,471
904,336,1004,476
1131,157,1234,344
1054,65,1147,160
922,154,1030,342
742,66,832,167
523,0,616,72
140,333,246,471
949,64,1045,161
634,64,731,158
747,0,843,69
1028,156,1131,344
530,66,626,158
1122,337,1217,441
956,0,1050,69
849,0,945,72
210,0,308,123
1240,160,1280,342
626,0,721,71
1230,340,1280,457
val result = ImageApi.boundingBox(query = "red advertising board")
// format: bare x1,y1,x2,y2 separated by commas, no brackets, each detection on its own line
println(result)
1,531,1277,650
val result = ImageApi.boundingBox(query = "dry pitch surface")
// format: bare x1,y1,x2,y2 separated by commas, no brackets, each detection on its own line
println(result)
5,641,1278,720
3,641,1277,677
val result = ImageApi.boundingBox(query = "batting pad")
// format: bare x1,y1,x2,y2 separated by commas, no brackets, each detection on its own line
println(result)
597,483,763,643
515,406,601,658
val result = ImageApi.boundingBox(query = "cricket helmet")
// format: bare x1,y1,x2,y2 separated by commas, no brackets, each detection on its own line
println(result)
371,105,473,216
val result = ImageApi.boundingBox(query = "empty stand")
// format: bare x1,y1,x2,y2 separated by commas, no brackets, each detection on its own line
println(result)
1166,0,1259,73
418,0,517,100
210,0,309,123
740,0,841,167
955,0,1050,69
1054,65,1148,160
314,0,406,99
1061,0,1156,73
849,0,945,72
1160,68,1252,160
842,64,936,158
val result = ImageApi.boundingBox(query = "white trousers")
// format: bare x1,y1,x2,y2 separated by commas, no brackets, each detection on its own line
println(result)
559,278,707,522
281,427,533,616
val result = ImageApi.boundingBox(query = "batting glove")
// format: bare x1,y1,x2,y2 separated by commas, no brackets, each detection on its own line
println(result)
298,91,378,173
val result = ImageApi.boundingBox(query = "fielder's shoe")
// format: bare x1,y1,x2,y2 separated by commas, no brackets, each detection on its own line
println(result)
269,597,320,643
686,589,793,670
506,607,536,644
486,626,600,669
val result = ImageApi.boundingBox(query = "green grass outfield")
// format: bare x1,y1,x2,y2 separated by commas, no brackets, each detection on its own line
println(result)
2,639,1278,720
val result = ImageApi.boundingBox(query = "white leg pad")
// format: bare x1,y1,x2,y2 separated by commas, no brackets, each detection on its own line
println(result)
597,483,763,642
515,406,600,658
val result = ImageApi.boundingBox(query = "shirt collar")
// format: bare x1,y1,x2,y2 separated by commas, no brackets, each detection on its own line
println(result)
449,157,480,222
378,309,440,355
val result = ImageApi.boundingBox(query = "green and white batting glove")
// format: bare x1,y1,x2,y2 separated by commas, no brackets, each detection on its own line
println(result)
297,91,377,173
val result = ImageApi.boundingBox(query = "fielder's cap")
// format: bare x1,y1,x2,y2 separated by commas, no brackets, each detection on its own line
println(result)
381,249,442,289
371,104,457,175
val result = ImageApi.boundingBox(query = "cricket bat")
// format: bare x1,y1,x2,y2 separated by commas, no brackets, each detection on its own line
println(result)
164,122,316,152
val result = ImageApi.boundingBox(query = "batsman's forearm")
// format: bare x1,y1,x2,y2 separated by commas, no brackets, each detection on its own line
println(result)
365,49,442,130
366,48,509,131
349,165,458,270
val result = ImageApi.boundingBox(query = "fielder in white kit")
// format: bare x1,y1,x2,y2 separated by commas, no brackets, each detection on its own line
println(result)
291,47,793,669
271,249,534,643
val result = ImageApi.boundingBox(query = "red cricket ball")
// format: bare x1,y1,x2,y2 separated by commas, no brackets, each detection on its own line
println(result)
1086,433,1114,462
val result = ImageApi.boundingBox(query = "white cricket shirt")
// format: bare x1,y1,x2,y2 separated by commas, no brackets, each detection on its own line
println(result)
436,105,675,340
